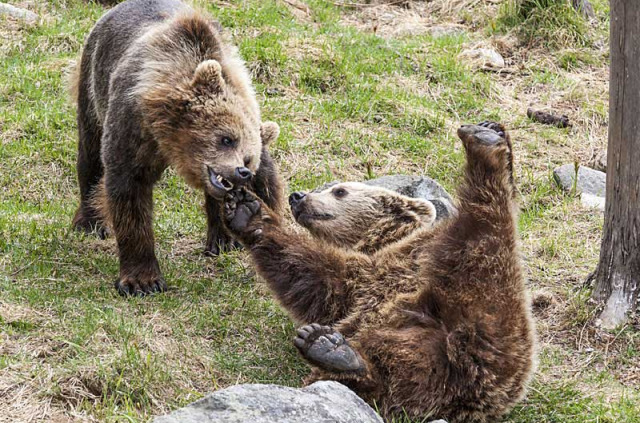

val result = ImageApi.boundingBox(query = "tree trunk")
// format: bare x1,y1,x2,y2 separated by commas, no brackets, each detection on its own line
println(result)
591,0,640,329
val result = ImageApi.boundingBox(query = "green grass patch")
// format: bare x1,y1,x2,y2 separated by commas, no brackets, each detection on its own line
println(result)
495,0,592,48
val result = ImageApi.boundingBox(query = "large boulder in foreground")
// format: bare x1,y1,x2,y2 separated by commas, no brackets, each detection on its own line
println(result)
152,381,383,423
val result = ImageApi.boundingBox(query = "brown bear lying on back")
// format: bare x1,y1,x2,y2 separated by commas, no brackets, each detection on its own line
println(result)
71,0,283,295
222,122,536,422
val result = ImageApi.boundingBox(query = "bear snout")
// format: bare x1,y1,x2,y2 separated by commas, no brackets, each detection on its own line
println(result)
289,192,306,218
233,166,253,184
289,192,306,206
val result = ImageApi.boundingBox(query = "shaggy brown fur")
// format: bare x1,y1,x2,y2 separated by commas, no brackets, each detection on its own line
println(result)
71,0,283,295
223,122,536,422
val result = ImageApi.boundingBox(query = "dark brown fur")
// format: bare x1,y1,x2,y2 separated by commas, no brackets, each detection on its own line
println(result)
223,123,535,422
71,0,283,295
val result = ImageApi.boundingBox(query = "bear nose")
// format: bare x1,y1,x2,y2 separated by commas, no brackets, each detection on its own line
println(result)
289,192,306,207
234,166,253,183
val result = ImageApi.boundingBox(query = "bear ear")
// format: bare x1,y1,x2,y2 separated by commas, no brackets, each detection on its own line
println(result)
260,121,280,146
191,59,225,93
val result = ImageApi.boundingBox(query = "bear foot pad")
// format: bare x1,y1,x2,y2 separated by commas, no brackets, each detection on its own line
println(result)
477,120,505,138
458,121,506,146
294,324,364,373
224,189,261,233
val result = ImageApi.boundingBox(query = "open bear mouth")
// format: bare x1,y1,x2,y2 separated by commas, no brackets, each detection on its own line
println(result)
207,166,234,192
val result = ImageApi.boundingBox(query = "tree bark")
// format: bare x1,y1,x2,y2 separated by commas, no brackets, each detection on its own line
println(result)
591,0,640,329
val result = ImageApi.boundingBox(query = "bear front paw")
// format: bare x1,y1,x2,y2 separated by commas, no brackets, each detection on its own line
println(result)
223,188,264,242
204,229,243,256
115,270,167,296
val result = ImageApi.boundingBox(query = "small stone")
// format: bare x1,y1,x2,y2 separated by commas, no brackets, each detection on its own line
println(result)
429,25,465,39
553,164,606,197
391,21,429,37
459,48,505,69
265,87,284,97
580,193,605,211
152,381,383,423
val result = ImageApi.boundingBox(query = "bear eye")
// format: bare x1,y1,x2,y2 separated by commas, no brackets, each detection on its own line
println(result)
221,136,235,147
333,188,348,198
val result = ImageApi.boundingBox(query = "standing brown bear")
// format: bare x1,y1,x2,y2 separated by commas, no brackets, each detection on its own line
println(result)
71,0,283,295
222,122,536,422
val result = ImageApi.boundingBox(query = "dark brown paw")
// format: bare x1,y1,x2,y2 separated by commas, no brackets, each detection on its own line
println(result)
204,231,243,256
72,210,109,239
115,272,167,296
294,324,364,373
458,120,515,189
223,188,263,239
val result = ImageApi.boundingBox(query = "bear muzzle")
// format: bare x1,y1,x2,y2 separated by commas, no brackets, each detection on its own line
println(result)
207,166,234,194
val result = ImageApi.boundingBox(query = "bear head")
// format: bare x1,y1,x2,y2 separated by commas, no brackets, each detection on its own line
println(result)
140,59,279,199
288,182,436,249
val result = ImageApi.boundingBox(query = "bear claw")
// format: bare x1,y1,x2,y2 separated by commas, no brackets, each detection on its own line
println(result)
294,324,364,373
204,231,243,256
115,274,167,297
477,120,505,137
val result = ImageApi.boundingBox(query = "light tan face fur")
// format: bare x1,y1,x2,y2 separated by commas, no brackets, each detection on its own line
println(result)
292,182,431,248
174,99,263,198
141,59,279,199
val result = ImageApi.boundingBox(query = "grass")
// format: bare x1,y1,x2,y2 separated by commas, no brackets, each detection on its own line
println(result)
0,0,638,422
495,0,598,48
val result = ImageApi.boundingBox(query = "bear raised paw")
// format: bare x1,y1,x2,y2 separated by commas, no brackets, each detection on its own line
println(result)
223,121,535,423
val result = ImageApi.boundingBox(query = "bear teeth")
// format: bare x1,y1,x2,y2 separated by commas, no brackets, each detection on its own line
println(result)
207,166,232,191
221,178,233,190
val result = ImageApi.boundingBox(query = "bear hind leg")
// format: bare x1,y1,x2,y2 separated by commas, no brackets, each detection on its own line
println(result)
73,90,106,237
456,121,515,206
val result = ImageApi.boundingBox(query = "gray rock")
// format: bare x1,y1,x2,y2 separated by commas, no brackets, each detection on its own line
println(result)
459,48,505,69
429,25,465,39
580,193,605,211
152,381,383,423
0,3,38,23
553,164,606,197
365,174,456,220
